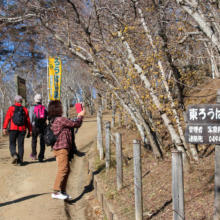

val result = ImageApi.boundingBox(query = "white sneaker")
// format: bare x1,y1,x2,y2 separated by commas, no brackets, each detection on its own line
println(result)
62,191,72,199
51,192,68,200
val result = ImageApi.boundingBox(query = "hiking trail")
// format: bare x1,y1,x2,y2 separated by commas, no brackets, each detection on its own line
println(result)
0,114,111,220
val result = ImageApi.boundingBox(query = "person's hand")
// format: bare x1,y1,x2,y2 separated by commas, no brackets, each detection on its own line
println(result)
29,132,32,136
78,109,86,117
3,129,7,135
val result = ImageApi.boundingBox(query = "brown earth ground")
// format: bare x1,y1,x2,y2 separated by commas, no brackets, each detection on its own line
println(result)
0,77,219,220
90,78,219,220
0,113,111,220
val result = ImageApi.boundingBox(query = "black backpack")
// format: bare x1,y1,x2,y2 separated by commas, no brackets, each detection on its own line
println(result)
12,105,25,126
44,118,62,146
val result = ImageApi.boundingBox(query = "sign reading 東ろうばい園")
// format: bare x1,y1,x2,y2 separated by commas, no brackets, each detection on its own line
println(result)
185,104,220,144
48,57,62,100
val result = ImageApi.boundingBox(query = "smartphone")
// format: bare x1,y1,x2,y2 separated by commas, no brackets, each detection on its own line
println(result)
75,102,83,113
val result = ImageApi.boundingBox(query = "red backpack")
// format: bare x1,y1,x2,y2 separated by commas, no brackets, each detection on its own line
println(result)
33,105,47,124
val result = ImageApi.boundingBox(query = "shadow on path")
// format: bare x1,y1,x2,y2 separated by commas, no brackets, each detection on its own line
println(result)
21,157,56,166
75,151,86,157
148,198,172,219
66,180,94,205
0,193,49,207
83,120,97,123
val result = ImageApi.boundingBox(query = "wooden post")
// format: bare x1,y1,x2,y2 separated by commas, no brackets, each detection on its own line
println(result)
97,111,103,154
133,140,143,220
118,112,122,126
14,74,26,107
214,90,220,220
172,149,185,220
0,109,3,136
109,212,113,220
105,121,111,172
116,133,123,191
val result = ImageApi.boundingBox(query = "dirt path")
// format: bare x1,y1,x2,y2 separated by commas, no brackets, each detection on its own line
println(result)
0,114,111,220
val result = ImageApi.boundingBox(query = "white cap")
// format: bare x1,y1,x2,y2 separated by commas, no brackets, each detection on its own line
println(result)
34,94,42,103
14,95,23,103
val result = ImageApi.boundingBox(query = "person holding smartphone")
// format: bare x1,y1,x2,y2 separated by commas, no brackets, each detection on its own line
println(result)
48,100,86,200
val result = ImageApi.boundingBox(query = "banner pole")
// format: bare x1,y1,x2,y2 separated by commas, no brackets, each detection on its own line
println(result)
47,55,49,105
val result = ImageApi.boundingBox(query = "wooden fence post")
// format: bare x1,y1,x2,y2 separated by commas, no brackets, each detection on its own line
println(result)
118,112,122,126
105,121,111,172
116,133,123,191
172,149,185,220
133,140,143,220
214,90,220,220
97,111,103,160
0,109,3,136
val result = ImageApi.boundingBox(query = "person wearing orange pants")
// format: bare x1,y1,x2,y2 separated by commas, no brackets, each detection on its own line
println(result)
48,100,86,200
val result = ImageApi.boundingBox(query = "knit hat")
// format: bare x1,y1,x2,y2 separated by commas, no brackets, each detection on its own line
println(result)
34,94,42,103
14,95,23,103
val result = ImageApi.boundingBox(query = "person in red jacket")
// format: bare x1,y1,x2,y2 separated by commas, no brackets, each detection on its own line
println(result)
3,95,32,166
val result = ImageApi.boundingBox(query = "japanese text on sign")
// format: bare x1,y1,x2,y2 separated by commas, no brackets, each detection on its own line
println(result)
186,105,220,124
185,125,220,144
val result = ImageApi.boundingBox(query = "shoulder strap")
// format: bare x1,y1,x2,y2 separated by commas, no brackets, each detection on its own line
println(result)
51,117,57,124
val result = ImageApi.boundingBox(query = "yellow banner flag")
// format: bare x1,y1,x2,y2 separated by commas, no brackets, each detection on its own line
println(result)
48,57,62,100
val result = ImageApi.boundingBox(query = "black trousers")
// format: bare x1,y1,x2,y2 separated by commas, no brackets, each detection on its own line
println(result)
31,125,45,159
9,130,26,162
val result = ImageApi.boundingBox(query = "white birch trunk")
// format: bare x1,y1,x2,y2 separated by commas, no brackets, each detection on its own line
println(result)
121,34,188,162
204,42,220,78
176,0,220,53
134,1,198,160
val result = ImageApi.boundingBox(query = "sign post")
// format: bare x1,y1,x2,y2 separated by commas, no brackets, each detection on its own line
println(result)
14,75,26,107
185,91,220,219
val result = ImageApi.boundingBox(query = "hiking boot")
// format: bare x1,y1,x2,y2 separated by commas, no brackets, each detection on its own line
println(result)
30,154,37,160
62,191,72,199
11,155,18,164
51,192,68,200
39,158,43,162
